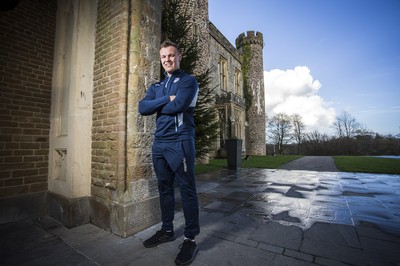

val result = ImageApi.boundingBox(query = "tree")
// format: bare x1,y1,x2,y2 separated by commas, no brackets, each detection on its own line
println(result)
333,111,375,155
267,113,293,155
162,0,218,159
193,70,219,159
303,130,331,155
333,111,360,138
291,113,305,154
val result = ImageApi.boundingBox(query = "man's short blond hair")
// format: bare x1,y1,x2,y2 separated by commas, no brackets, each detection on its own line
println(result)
160,40,181,54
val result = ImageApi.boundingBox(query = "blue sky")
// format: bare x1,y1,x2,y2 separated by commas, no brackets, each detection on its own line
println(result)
209,0,400,136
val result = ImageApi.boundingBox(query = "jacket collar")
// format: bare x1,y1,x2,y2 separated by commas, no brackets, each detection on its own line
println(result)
164,69,182,78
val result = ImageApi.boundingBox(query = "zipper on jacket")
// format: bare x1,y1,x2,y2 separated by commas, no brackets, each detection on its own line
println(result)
164,75,171,94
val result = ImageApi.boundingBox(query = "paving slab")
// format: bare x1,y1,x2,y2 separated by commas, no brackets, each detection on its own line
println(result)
0,219,97,266
1,165,400,265
250,221,303,250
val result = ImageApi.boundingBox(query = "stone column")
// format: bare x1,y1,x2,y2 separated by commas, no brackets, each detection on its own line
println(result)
120,0,163,237
48,0,98,227
90,0,162,237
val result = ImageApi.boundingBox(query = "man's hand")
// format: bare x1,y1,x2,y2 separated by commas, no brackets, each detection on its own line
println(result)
169,95,176,101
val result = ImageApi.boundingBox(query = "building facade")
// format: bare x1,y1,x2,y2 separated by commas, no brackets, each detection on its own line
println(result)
0,0,265,237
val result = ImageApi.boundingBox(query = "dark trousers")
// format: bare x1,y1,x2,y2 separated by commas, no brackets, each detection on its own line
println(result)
152,139,200,239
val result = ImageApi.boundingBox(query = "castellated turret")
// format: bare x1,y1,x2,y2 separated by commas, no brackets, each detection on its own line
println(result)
236,31,266,155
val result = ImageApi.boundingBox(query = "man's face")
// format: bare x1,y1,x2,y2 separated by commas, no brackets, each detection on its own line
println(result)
160,46,181,75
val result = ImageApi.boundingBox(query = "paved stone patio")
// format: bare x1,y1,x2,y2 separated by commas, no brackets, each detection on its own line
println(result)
1,167,400,265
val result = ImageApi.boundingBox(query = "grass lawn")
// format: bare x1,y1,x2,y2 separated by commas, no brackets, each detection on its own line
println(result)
195,155,301,175
333,156,400,174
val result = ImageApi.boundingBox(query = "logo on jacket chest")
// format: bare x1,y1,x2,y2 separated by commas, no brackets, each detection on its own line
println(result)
161,78,180,95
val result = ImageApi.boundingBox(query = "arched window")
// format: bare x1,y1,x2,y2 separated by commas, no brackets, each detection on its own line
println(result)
234,68,241,95
218,56,228,91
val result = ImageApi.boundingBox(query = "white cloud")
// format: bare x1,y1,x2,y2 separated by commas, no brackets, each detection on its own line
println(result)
264,66,336,133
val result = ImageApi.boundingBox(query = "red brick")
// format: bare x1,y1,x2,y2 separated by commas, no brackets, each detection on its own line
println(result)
0,171,12,179
0,185,29,197
30,182,48,193
13,169,38,178
5,178,23,186
25,175,47,184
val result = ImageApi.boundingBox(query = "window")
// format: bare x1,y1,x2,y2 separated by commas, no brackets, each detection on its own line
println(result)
234,109,243,139
234,68,241,95
219,57,228,91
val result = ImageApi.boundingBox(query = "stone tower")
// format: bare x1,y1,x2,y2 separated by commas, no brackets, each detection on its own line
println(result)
183,0,209,75
236,31,266,155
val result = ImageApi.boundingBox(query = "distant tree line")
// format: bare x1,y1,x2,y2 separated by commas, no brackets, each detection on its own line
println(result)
266,111,400,156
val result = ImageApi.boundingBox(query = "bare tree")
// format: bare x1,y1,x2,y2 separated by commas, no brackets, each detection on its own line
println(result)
267,113,293,155
333,111,360,138
303,130,330,155
291,113,305,154
305,130,330,142
355,122,373,137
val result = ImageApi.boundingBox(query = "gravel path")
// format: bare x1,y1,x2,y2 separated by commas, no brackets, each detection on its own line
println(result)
279,156,339,172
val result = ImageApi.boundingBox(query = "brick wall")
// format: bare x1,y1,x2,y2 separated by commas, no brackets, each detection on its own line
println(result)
90,0,163,235
0,0,57,197
92,0,129,194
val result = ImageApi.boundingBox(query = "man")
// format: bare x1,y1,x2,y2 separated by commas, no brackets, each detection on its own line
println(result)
138,41,200,265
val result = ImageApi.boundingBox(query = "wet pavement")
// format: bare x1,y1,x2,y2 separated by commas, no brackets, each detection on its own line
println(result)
1,167,400,265
278,156,339,172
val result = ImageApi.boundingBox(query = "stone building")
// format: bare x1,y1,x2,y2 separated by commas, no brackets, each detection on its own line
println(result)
209,24,266,156
0,0,265,237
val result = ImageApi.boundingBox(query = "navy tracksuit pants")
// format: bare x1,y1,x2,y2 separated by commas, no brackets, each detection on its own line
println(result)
152,139,200,239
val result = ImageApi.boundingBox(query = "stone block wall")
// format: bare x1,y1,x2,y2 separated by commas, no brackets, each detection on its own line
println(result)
91,0,162,237
0,0,56,211
180,0,210,75
209,22,241,96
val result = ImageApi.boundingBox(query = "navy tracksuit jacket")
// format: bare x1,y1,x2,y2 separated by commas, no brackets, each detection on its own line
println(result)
139,69,198,142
